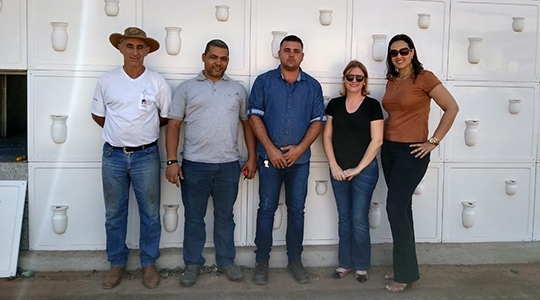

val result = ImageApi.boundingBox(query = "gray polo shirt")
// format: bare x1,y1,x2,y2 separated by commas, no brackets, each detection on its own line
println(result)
169,71,248,163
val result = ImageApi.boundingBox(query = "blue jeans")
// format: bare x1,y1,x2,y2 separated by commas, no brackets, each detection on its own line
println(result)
254,158,310,263
180,159,241,267
101,142,161,267
330,158,378,271
381,140,430,283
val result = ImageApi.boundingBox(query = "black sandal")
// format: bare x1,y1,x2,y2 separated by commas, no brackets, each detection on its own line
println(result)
355,271,368,283
332,267,352,279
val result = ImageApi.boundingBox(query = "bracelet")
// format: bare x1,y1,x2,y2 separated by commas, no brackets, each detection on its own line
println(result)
166,159,178,165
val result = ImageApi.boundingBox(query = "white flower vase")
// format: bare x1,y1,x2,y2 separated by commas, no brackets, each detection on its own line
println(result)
51,205,69,234
215,5,229,21
51,22,69,52
369,202,382,229
163,204,180,232
315,180,328,195
512,17,525,32
319,10,333,26
51,115,68,144
104,0,119,17
413,180,425,195
271,31,287,59
464,119,479,147
505,180,517,196
467,37,483,64
508,99,521,114
461,201,476,228
273,202,284,230
165,27,182,55
371,34,387,62
417,13,431,29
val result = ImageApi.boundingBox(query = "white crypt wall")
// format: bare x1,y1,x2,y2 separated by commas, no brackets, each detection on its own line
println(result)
1,0,539,250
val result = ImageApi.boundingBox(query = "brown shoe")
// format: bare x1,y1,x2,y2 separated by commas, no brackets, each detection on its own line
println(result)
102,266,126,289
142,265,160,289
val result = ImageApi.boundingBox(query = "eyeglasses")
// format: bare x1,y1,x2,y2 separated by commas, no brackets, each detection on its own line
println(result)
389,47,411,58
344,75,365,82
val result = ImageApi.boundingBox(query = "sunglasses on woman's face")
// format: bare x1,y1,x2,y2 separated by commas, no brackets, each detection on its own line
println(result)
389,47,411,58
344,75,365,82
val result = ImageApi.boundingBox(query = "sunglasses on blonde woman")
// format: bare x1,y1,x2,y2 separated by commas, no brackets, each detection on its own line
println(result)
345,75,364,82
389,47,411,58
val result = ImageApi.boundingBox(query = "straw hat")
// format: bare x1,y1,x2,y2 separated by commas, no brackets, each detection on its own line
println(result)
109,27,160,53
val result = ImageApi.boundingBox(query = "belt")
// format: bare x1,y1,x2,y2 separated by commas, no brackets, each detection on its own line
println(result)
108,140,158,154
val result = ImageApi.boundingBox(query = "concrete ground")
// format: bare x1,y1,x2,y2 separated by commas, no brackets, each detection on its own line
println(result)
2,263,540,300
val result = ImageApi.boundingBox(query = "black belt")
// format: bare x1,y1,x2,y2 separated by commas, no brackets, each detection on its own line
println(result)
108,140,157,153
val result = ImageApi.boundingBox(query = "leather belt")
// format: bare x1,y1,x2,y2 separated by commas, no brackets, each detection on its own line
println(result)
107,140,158,154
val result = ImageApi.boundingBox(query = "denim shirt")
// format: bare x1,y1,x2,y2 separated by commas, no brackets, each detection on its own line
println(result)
248,66,326,164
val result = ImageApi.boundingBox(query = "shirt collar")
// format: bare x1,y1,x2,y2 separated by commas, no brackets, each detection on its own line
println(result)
273,66,305,82
196,70,231,82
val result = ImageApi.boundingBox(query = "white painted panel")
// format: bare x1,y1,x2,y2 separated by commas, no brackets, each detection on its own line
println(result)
143,0,250,75
443,163,535,242
353,0,449,80
251,0,352,78
0,181,26,277
445,82,538,163
28,71,106,162
28,0,139,71
0,0,26,69
29,163,106,250
448,0,540,82
534,165,540,241
370,163,443,243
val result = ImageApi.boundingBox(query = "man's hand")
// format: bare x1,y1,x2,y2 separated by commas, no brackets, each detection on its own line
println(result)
166,163,183,187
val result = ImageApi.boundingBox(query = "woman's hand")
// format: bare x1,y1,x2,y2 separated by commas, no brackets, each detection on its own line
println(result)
410,142,437,159
330,164,346,181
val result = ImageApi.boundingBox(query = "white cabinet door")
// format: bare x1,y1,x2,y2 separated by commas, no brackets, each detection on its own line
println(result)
0,0,26,69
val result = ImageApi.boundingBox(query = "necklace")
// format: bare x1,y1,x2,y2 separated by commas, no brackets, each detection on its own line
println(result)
392,71,412,95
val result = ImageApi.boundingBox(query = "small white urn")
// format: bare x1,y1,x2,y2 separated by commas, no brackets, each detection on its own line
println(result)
505,180,517,196
163,204,180,232
215,5,229,22
461,201,476,228
315,180,328,195
508,99,521,114
165,27,182,55
467,37,483,64
464,119,479,147
51,22,69,52
51,115,68,144
104,0,119,17
512,17,525,33
371,34,387,62
417,13,431,29
319,10,333,26
271,31,287,58
273,202,284,230
51,205,69,234
413,180,425,195
369,202,382,229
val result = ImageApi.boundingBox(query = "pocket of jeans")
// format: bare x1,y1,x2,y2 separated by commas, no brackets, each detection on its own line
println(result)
103,143,113,157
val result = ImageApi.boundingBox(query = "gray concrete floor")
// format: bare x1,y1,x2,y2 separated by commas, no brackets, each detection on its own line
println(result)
2,263,540,300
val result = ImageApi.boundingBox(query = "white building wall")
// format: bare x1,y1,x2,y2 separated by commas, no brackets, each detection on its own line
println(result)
2,0,538,250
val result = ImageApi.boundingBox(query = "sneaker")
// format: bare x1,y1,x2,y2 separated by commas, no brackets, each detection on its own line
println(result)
179,265,199,287
218,264,245,282
252,261,269,285
287,261,310,284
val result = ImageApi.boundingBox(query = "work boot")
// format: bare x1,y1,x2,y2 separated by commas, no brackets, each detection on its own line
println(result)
142,265,160,289
180,265,200,287
218,264,245,282
288,261,310,284
102,266,126,289
252,261,269,285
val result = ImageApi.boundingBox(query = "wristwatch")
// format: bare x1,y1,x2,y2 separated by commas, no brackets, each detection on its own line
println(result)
166,159,178,165
428,136,440,146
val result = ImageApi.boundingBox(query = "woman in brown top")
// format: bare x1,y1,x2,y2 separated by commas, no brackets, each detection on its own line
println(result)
381,34,459,293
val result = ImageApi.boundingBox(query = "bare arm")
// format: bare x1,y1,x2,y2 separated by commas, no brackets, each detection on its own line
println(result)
241,119,257,179
322,115,345,181
282,121,323,167
165,119,183,187
249,115,285,169
159,116,169,127
91,114,105,128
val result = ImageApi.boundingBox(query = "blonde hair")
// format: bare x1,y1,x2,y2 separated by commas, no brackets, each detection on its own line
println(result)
340,60,370,97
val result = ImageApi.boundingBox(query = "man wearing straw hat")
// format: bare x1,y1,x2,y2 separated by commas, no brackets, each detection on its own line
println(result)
91,27,171,290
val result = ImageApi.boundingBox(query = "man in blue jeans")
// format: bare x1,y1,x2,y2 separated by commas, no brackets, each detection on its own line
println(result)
248,35,325,285
165,39,257,287
91,27,171,289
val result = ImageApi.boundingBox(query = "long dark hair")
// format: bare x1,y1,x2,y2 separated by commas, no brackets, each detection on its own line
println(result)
385,34,424,81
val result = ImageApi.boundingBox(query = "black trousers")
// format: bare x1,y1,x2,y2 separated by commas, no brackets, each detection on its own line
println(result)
381,140,430,283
